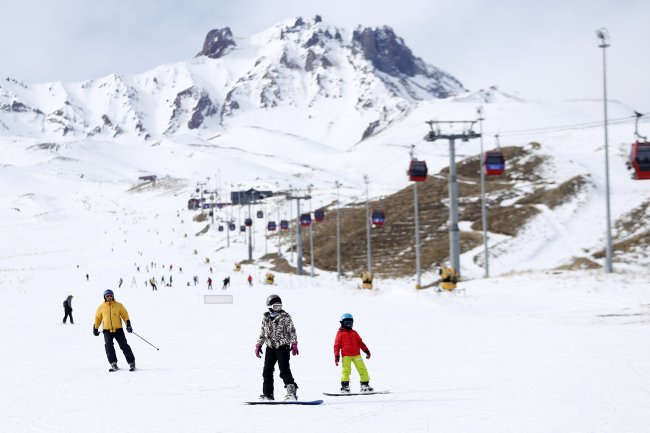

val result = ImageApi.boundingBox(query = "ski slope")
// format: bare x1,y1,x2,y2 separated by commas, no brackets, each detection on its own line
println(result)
1,175,650,432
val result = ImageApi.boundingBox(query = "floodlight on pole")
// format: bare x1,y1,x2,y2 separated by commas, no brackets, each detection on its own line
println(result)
596,27,613,273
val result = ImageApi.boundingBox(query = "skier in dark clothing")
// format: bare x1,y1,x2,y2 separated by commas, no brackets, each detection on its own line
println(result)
119,278,123,288
255,294,299,401
207,278,212,290
93,290,136,371
222,277,228,290
63,295,74,324
151,278,157,291
86,274,89,281
169,275,173,287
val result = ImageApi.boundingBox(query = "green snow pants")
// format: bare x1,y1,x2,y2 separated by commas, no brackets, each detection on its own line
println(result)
341,355,369,382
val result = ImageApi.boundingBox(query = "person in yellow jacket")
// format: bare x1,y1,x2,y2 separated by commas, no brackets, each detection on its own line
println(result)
93,289,136,371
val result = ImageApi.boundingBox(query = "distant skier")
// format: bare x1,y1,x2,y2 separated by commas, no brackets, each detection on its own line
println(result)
170,265,173,272
227,277,231,288
161,275,165,285
222,277,228,290
93,290,136,371
210,267,213,274
62,295,74,324
248,275,253,287
193,276,198,286
137,266,140,272
119,278,123,288
207,278,212,290
151,278,157,291
86,274,89,281
169,275,173,287
334,313,373,393
255,294,299,401
179,267,183,274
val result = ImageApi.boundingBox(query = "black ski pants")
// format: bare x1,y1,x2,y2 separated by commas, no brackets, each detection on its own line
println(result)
262,345,296,396
103,329,135,364
63,308,73,324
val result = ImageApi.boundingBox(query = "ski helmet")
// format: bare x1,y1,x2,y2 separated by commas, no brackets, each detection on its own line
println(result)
103,289,114,301
340,313,354,329
266,294,281,307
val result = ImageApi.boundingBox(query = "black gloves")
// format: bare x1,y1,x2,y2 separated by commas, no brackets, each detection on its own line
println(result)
93,327,99,336
126,320,133,333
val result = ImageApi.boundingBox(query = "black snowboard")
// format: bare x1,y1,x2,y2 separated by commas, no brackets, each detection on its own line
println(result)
323,391,390,396
244,400,323,405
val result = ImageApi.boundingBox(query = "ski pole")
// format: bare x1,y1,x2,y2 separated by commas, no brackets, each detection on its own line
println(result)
132,331,159,350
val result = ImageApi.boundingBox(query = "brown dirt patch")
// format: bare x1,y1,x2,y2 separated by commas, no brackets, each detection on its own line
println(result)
195,225,209,236
555,257,602,270
193,212,208,222
516,175,591,209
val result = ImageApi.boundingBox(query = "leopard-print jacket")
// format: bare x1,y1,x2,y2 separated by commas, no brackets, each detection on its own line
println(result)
256,310,298,349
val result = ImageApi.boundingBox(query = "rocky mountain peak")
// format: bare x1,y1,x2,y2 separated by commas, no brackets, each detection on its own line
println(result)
196,27,236,59
352,26,420,78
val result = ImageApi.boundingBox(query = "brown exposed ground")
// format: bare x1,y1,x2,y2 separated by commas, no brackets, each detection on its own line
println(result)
195,225,209,236
193,212,208,222
555,257,602,270
593,201,650,261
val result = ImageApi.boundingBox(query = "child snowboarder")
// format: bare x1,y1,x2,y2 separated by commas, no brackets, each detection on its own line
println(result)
207,277,212,290
334,313,373,393
255,294,299,401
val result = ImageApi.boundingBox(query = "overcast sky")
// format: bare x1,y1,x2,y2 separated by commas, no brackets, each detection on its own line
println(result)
2,0,649,114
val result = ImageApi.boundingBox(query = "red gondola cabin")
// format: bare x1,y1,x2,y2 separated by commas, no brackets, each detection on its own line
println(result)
257,211,264,218
229,224,236,231
218,225,224,232
314,209,325,221
268,221,277,231
280,220,289,229
240,225,246,232
371,210,385,225
483,151,506,176
408,161,428,182
300,213,311,226
245,218,253,227
627,141,650,180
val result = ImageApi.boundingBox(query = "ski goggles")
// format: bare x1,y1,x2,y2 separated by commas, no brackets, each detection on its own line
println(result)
342,319,353,327
271,304,282,311
105,294,114,300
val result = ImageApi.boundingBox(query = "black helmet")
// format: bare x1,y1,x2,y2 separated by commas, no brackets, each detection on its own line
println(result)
266,294,281,307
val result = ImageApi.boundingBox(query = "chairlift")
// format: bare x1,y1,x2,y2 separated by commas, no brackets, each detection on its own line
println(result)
229,223,236,231
300,213,311,226
257,211,264,218
280,220,289,230
245,218,253,227
408,160,428,182
268,221,277,231
314,209,325,221
218,225,224,232
371,209,385,225
627,113,650,180
240,225,246,232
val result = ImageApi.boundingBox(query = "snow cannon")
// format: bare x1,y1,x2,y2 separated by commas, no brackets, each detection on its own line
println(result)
361,272,373,290
235,263,241,272
265,273,275,285
438,267,457,291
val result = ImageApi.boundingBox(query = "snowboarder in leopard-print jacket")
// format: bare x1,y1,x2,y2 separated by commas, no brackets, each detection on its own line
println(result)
255,294,299,401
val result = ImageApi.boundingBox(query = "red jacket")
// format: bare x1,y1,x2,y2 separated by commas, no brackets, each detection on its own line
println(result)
334,328,369,357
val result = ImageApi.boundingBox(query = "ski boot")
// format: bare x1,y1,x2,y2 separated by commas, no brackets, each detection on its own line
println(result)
259,394,274,401
360,381,374,393
109,362,118,372
340,381,351,393
284,383,298,401
129,362,136,371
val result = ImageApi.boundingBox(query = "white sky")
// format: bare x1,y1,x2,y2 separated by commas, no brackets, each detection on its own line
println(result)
2,0,649,115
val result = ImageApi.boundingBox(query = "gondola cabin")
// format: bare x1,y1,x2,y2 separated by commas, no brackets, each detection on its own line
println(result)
209,211,213,217
218,225,224,232
240,225,246,232
280,220,289,230
196,188,199,193
300,213,311,226
257,211,264,218
408,160,428,182
627,141,650,180
483,151,506,176
229,223,236,231
371,209,385,225
314,209,325,221
204,190,209,194
268,221,277,231
245,218,253,227
217,204,223,209
187,198,201,210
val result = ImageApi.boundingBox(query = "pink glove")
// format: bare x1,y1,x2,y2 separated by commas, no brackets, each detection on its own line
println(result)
291,343,299,356
255,344,263,358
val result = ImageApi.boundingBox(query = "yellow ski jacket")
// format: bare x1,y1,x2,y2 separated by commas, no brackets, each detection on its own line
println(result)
94,301,130,332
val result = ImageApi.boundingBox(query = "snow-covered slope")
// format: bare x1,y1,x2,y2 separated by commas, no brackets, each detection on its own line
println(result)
0,16,464,148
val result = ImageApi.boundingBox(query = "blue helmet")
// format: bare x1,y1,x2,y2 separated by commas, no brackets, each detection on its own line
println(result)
340,313,353,321
340,313,354,329
103,289,114,301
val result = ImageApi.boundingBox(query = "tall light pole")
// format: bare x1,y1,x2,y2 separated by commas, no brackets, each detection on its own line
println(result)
477,107,489,277
410,146,422,290
276,182,282,257
364,175,372,274
286,189,311,275
597,28,613,273
308,185,315,278
335,180,342,281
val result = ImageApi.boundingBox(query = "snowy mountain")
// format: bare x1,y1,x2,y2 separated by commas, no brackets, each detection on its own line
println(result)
0,16,464,148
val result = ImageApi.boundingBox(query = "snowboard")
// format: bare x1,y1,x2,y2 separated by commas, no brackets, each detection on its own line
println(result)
244,400,323,405
323,391,390,396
